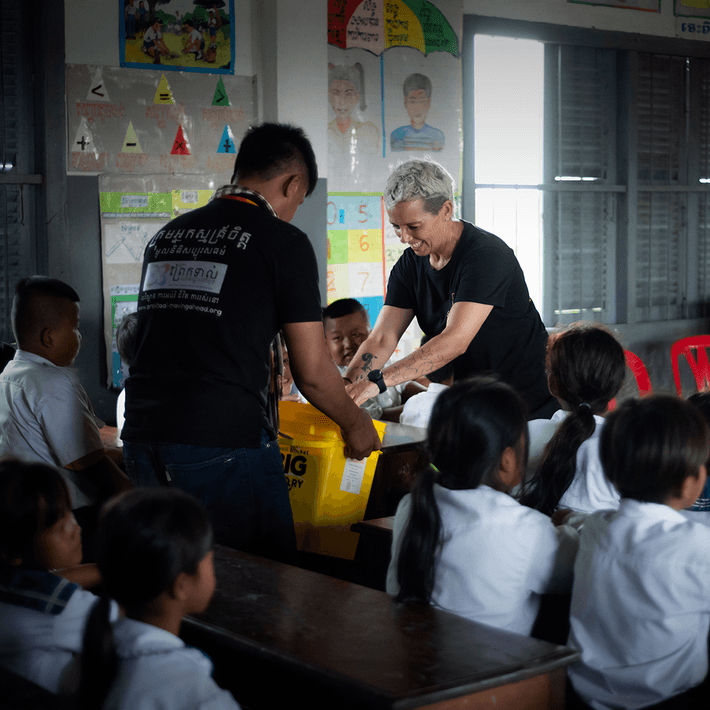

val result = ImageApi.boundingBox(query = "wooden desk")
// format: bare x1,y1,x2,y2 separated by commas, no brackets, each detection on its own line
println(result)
181,545,579,710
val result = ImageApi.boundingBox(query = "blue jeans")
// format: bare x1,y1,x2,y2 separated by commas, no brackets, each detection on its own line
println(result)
122,431,297,564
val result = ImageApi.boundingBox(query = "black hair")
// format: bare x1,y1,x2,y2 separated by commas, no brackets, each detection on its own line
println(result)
77,489,213,710
0,459,72,569
395,376,527,605
519,323,626,516
12,276,80,347
322,298,369,322
689,391,710,470
231,122,318,197
115,312,138,366
600,395,709,503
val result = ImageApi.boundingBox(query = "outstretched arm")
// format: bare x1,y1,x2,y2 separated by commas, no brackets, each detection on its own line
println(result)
346,301,493,406
282,321,381,460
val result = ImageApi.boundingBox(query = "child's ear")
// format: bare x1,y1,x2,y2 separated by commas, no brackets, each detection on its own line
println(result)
39,327,53,350
547,373,559,398
498,445,521,490
170,571,191,603
282,172,303,199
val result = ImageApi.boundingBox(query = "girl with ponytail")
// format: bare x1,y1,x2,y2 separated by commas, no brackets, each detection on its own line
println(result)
77,488,240,710
519,323,626,516
386,376,579,636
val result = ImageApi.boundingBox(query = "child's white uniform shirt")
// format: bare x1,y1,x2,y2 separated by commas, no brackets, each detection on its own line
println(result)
0,583,109,692
386,484,579,635
103,617,241,710
524,411,620,513
399,383,449,429
568,499,710,710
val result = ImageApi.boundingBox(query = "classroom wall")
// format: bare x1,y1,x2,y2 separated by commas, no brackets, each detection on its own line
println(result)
60,0,710,422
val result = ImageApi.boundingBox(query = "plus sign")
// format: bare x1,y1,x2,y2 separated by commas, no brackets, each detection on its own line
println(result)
77,136,89,150
223,138,232,151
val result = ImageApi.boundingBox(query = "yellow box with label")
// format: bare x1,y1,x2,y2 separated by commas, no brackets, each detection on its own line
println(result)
278,401,386,560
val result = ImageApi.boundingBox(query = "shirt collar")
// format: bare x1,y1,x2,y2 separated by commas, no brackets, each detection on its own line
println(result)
618,497,688,524
213,184,279,219
0,568,79,615
14,349,62,369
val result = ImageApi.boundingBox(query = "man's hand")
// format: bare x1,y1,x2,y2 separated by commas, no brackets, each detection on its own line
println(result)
340,408,382,460
346,378,379,407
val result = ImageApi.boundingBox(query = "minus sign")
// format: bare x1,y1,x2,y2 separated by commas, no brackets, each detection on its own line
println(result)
126,143,137,146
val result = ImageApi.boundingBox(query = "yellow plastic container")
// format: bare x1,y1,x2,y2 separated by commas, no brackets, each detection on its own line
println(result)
279,401,386,560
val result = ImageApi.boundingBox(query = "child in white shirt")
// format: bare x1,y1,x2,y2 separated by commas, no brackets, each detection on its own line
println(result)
387,376,579,636
519,322,626,515
568,394,710,709
0,460,112,693
75,488,240,710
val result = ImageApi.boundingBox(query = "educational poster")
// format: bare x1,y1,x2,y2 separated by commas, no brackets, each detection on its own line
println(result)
66,64,255,175
326,0,462,358
675,0,710,38
120,0,235,74
568,0,660,8
99,173,230,388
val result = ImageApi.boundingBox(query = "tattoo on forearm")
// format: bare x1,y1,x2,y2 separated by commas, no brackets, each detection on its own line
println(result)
360,352,375,375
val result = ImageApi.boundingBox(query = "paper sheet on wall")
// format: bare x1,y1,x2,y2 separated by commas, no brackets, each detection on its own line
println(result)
66,64,256,175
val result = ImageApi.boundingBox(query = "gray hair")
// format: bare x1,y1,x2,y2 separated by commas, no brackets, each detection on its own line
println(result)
328,63,366,111
384,159,455,215
403,73,431,98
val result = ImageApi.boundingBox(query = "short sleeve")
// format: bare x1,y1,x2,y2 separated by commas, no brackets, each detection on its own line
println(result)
38,378,103,467
384,252,416,310
276,229,323,324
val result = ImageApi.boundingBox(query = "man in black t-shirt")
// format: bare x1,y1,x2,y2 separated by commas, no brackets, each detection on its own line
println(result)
122,123,381,563
343,158,556,420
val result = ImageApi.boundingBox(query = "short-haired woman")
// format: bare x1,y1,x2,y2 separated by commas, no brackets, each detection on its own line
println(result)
343,158,556,420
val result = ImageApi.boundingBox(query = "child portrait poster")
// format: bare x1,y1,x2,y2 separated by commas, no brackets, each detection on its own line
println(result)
120,0,235,74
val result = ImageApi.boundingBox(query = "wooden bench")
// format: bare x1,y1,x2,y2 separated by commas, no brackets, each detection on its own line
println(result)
181,545,579,710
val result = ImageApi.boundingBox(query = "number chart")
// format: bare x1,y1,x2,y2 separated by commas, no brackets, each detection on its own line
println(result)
327,193,387,325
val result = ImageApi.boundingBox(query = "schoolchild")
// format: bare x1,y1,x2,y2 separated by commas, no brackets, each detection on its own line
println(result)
683,391,710,528
567,395,710,710
386,376,579,636
519,323,626,515
115,311,138,434
76,488,240,710
0,276,131,537
0,459,114,693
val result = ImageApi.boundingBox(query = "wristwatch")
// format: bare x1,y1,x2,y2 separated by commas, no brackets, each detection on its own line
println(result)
367,369,387,394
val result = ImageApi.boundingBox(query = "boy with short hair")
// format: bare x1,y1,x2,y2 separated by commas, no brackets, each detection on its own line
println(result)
0,276,131,530
567,395,710,709
323,298,404,420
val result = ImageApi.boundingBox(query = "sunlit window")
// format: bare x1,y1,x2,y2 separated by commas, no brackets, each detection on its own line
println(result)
474,35,544,311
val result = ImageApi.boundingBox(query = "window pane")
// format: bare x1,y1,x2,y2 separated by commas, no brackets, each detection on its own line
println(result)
474,36,543,185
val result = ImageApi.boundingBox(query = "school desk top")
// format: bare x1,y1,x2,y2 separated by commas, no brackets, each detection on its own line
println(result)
181,545,579,710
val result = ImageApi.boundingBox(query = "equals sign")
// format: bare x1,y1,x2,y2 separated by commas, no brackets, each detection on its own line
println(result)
160,93,170,100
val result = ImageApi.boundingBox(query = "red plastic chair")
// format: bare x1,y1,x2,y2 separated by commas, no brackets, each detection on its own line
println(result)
671,335,710,397
608,350,653,411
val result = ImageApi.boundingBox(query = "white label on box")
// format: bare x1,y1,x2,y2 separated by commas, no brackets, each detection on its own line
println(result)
340,458,367,495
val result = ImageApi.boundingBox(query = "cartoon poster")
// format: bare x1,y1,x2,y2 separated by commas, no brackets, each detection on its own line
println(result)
120,0,235,74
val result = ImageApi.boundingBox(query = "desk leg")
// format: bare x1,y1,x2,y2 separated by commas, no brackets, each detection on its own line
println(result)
410,667,566,710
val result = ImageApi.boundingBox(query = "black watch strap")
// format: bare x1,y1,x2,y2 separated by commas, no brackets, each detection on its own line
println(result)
367,369,387,394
